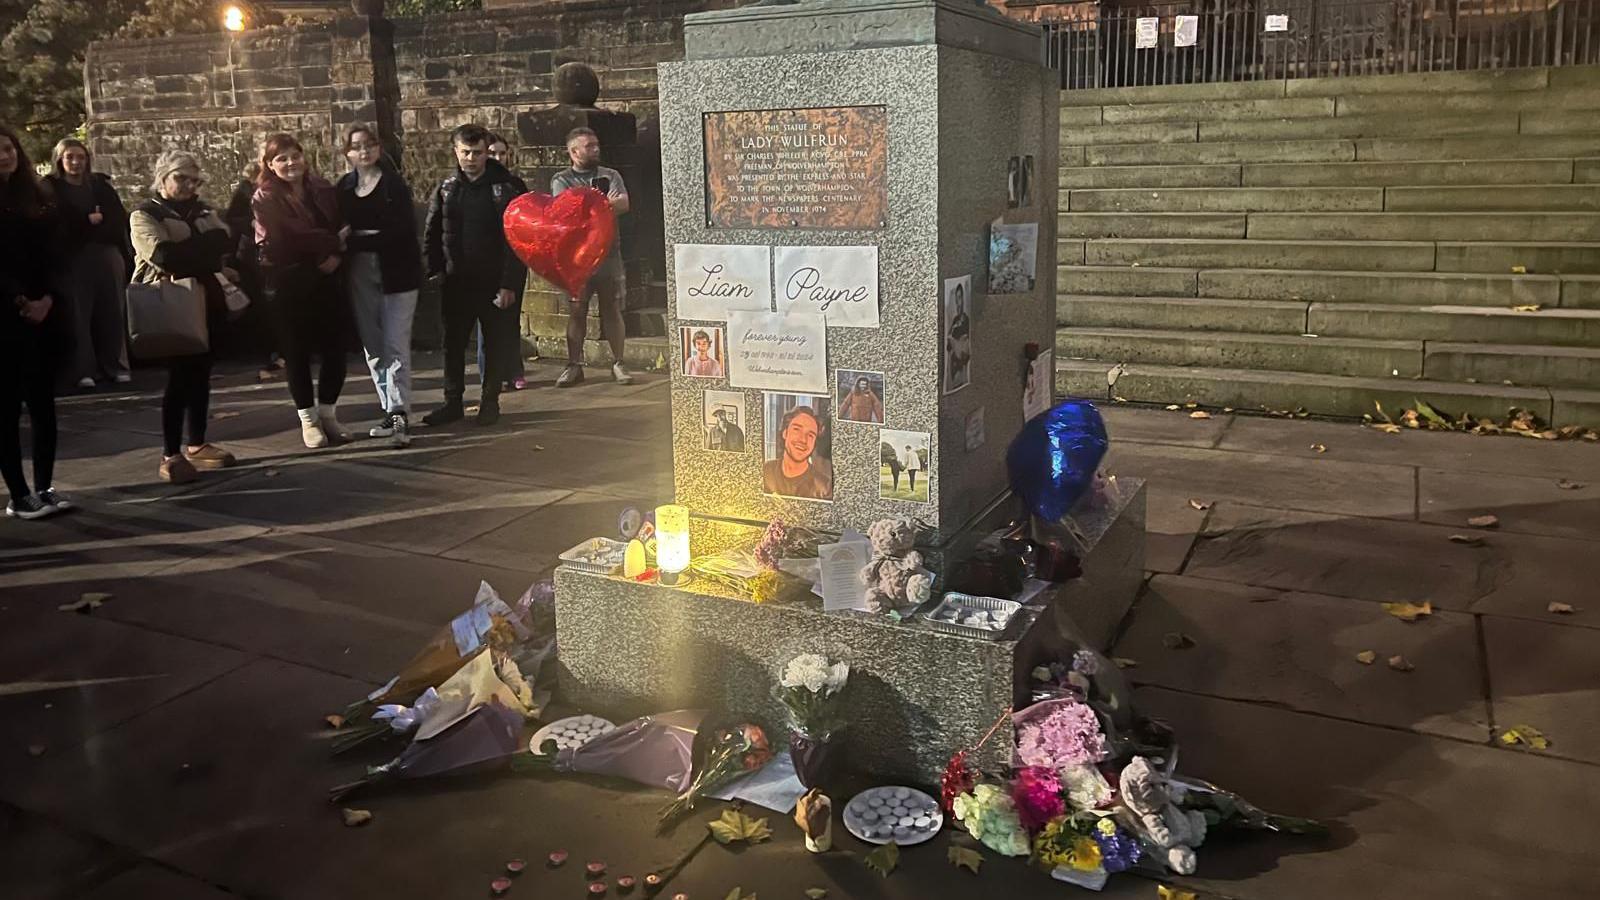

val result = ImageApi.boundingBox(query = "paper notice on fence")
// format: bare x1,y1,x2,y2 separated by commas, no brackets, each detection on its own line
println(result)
1135,17,1159,49
1265,14,1290,32
1175,15,1199,47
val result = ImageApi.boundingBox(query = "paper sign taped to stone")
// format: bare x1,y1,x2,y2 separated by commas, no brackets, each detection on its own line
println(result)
674,244,772,321
1136,17,1159,49
1265,14,1289,32
819,538,872,611
774,245,879,328
727,309,828,393
1175,15,1199,47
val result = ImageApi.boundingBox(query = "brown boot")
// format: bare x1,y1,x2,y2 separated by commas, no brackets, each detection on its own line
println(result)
159,455,198,484
184,443,237,469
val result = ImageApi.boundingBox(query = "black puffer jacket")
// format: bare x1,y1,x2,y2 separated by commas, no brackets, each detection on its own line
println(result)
421,158,527,294
0,194,64,346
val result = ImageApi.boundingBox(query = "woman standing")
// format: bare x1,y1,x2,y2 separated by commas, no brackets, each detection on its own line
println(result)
337,125,421,448
0,125,68,519
47,138,132,389
129,150,240,484
252,133,350,449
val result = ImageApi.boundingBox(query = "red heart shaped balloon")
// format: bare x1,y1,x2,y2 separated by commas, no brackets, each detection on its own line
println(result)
502,188,617,297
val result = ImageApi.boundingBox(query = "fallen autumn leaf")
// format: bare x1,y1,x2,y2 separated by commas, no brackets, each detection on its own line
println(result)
1111,657,1139,669
1447,534,1485,546
1186,498,1212,511
1499,725,1550,750
864,842,899,878
1547,602,1578,614
1467,515,1500,528
324,715,345,730
1356,650,1377,665
948,845,983,874
1161,632,1196,650
341,808,373,827
1387,655,1415,672
1310,443,1327,453
1557,479,1585,490
1381,601,1434,622
1189,410,1211,420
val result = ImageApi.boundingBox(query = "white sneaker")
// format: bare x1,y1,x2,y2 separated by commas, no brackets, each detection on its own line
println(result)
390,414,411,449
76,376,95,389
612,362,633,385
113,373,132,384
369,413,396,438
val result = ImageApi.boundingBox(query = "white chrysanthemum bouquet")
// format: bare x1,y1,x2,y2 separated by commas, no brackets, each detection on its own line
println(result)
774,653,850,739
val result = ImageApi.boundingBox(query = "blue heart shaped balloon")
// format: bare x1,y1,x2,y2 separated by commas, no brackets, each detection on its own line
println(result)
1006,400,1108,522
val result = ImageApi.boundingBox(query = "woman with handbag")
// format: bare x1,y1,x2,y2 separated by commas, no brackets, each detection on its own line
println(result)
0,125,68,519
129,150,240,484
48,138,133,390
337,124,421,448
252,133,351,450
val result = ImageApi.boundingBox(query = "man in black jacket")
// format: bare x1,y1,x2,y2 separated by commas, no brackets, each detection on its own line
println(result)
421,124,528,427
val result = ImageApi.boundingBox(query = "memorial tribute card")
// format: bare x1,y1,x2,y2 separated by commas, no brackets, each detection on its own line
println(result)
774,245,880,327
673,243,772,321
727,310,828,393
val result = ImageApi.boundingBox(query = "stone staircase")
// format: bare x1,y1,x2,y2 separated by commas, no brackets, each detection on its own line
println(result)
1053,67,1600,428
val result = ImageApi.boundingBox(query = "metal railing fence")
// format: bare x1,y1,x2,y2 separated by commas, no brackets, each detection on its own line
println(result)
1039,0,1599,88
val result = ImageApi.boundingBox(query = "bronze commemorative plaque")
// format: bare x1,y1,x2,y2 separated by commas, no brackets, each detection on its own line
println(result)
703,106,888,230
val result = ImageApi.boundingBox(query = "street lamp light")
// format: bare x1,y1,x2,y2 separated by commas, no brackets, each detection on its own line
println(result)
223,5,245,108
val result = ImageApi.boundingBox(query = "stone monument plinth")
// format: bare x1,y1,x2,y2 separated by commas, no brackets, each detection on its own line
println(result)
552,0,1142,783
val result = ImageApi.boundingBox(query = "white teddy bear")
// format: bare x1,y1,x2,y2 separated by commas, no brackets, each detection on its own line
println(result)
1119,756,1208,875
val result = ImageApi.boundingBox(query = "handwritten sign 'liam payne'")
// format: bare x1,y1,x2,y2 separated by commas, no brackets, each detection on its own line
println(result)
773,245,880,328
673,243,772,321
727,310,828,393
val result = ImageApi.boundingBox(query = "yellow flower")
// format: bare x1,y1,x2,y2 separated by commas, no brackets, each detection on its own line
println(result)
1096,817,1117,836
1069,836,1102,871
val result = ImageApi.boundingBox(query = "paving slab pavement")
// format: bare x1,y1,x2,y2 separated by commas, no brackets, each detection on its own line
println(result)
3,359,1597,899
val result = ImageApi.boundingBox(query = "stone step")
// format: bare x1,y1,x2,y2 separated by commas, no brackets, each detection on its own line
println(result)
1198,268,1559,308
1081,139,1356,166
1061,122,1197,145
1565,275,1600,308
1199,112,1520,143
1101,96,1336,126
1055,326,1422,378
1353,133,1600,161
1061,80,1290,107
1434,242,1600,276
1055,358,1555,423
1425,342,1600,389
1579,159,1600,183
1083,238,1435,272
1335,87,1600,118
1056,295,1307,334
1060,164,1241,189
1059,212,1246,239
1309,303,1600,348
1521,110,1600,135
1385,184,1600,212
1247,212,1600,242
1242,158,1575,187
1058,265,1197,297
1067,186,1384,213
1282,68,1553,97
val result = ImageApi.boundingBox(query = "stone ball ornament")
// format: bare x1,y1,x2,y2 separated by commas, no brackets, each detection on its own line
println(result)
554,62,602,107
1006,400,1109,524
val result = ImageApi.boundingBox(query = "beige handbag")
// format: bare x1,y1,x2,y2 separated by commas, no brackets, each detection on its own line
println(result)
126,276,209,359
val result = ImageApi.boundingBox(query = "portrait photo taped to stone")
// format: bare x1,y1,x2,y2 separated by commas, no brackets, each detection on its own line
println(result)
762,392,833,501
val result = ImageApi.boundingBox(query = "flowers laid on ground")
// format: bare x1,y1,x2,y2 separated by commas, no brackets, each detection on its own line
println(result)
937,642,1323,888
683,519,818,604
775,654,849,737
657,723,773,831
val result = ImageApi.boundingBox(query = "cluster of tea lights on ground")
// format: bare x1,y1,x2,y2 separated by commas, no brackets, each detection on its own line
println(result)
486,851,686,898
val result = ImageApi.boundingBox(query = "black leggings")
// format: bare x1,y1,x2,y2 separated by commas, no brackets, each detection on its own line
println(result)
163,353,213,457
270,265,349,410
1,344,57,502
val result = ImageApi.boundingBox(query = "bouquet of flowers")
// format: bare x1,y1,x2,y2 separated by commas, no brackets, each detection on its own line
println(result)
329,698,524,801
774,653,849,739
938,642,1321,888
657,722,773,831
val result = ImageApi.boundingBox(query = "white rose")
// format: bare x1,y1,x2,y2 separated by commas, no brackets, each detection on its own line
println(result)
824,661,849,694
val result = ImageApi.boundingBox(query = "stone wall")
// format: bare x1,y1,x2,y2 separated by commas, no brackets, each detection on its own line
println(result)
84,0,739,349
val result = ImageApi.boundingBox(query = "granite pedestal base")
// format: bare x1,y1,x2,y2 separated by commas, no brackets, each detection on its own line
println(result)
553,481,1145,786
